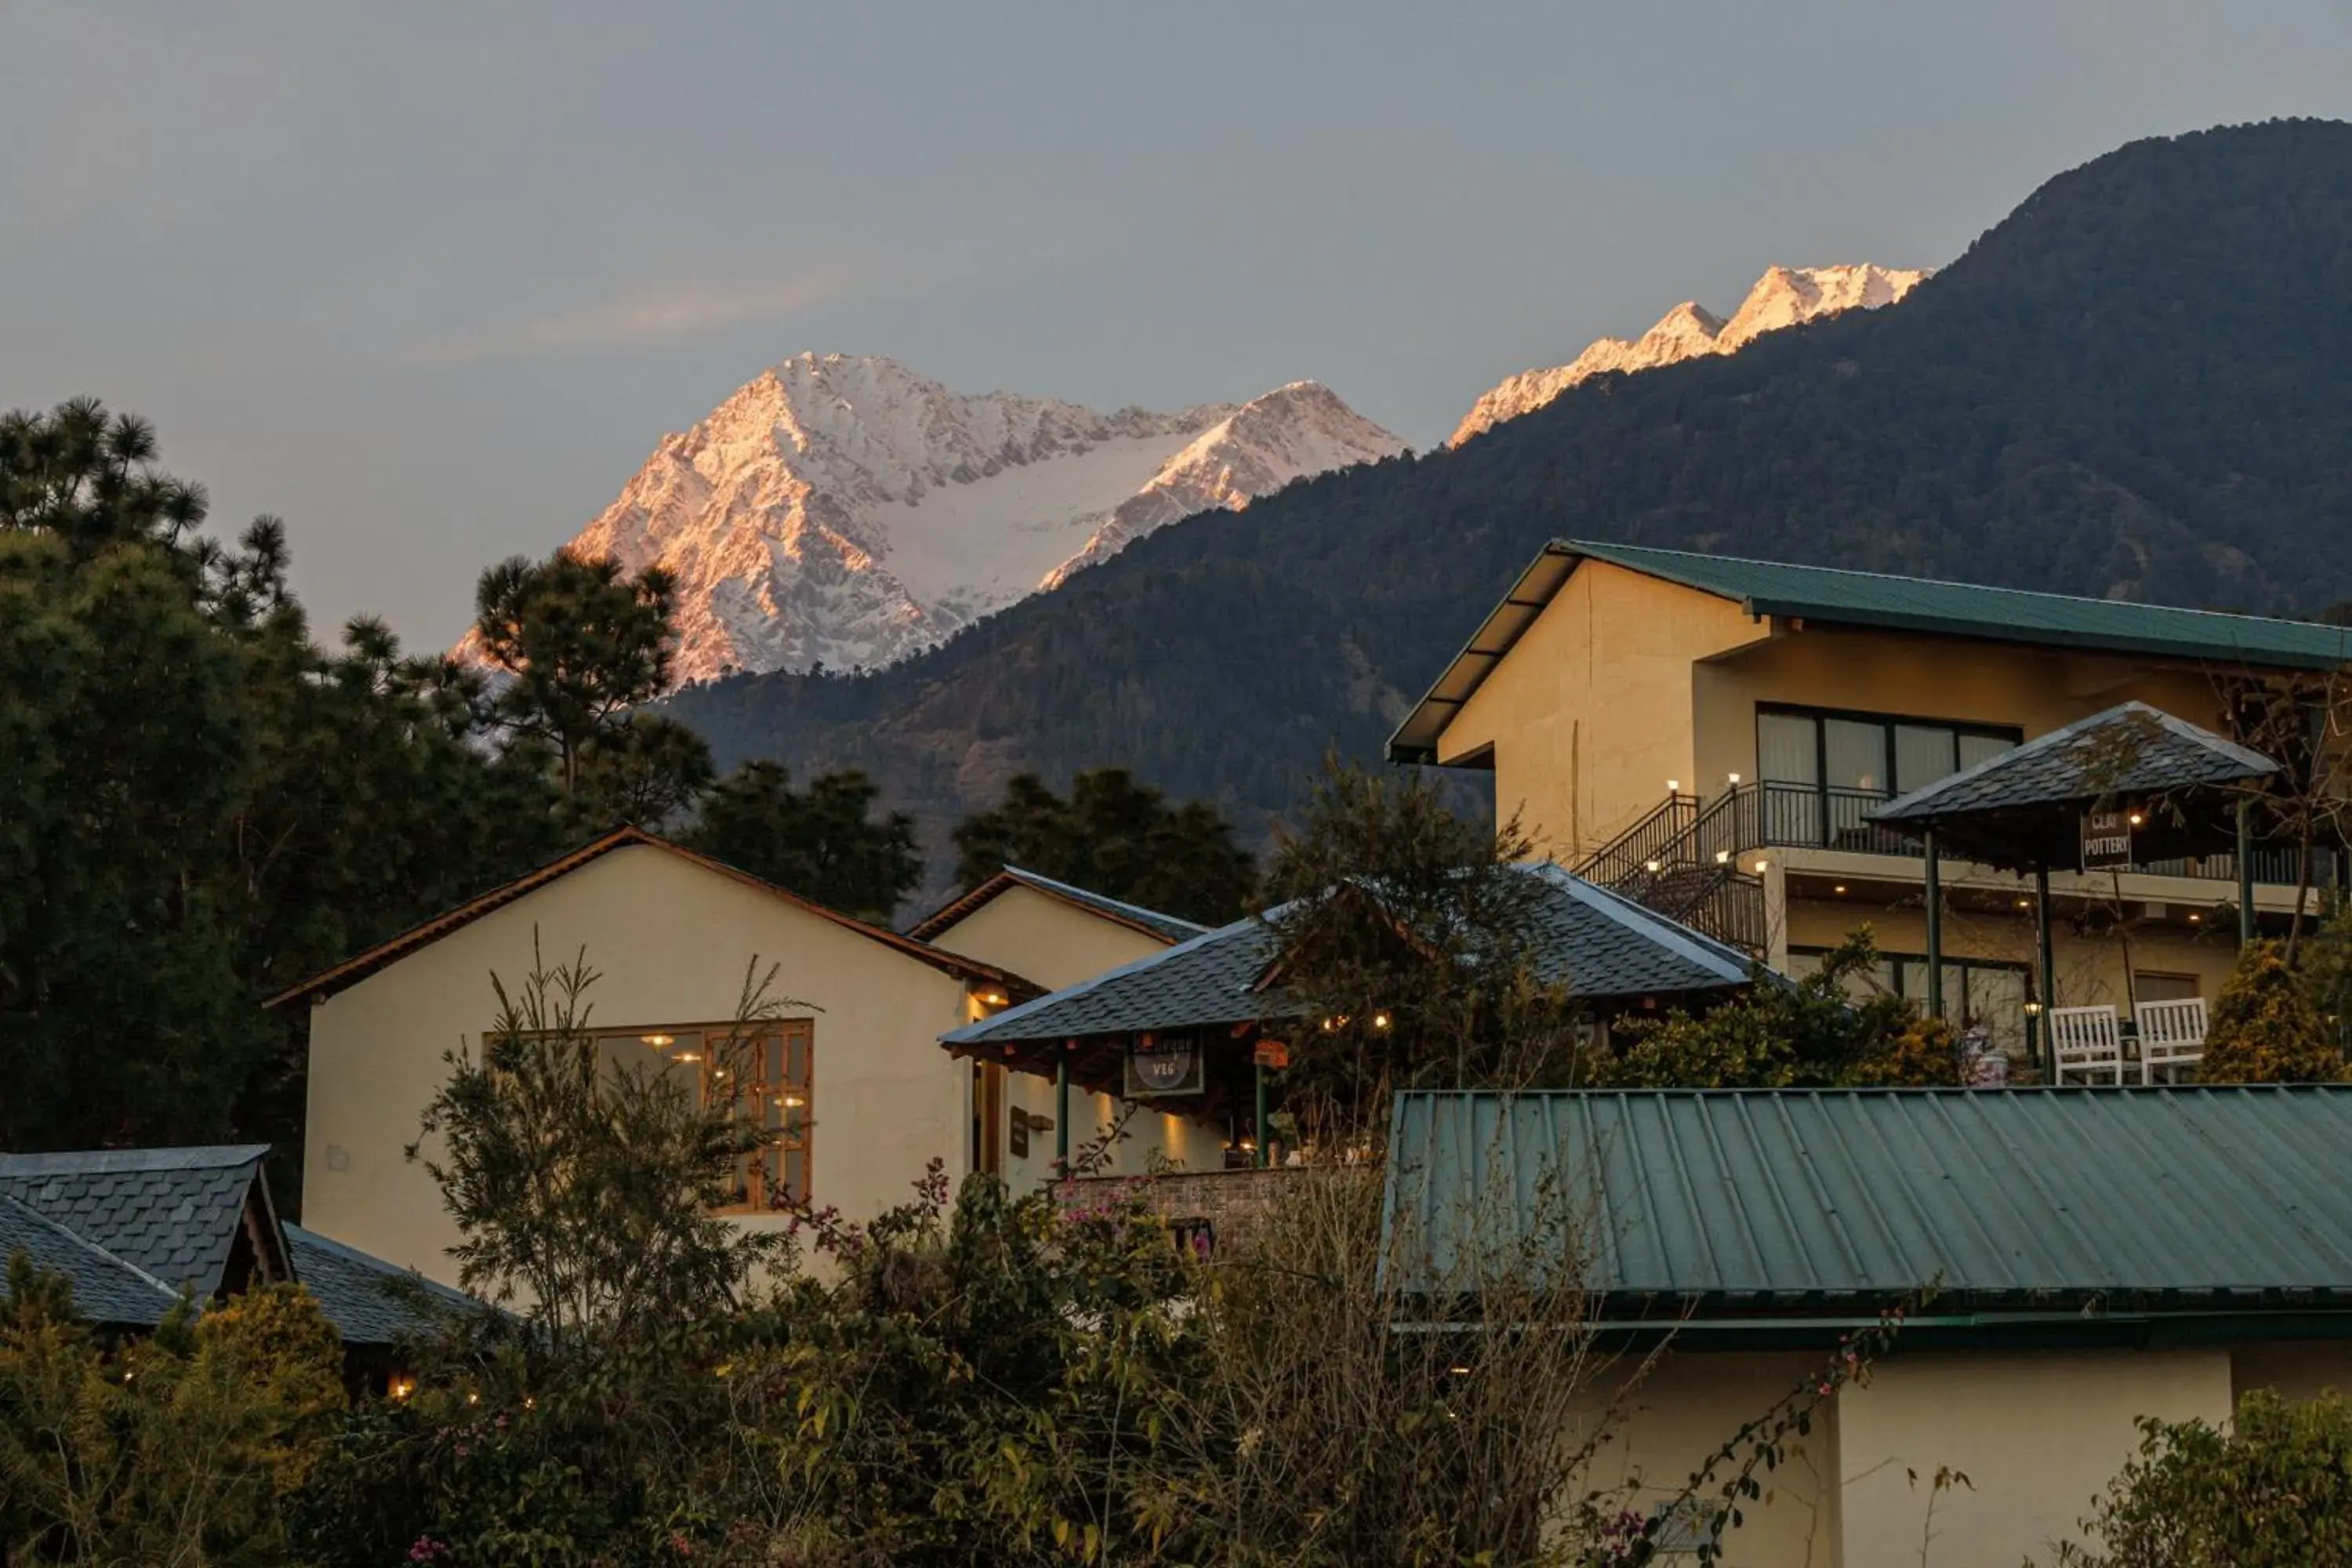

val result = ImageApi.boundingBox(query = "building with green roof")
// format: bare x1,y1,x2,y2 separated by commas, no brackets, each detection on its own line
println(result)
1388,540,2343,1074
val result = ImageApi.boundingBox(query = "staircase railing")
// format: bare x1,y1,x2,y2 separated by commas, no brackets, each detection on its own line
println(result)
1577,792,1697,885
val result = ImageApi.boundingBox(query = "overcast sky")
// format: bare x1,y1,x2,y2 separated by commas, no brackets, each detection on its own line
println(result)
7,1,2351,648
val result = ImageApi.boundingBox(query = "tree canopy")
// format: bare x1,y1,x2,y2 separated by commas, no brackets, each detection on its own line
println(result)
0,400,949,1160
949,767,1257,926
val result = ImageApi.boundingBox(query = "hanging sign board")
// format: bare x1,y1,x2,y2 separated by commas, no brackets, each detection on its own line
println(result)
1253,1039,1290,1069
1123,1033,1205,1097
2080,807,2135,871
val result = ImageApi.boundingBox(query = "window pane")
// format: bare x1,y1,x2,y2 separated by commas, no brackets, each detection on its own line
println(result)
1824,719,1889,793
1958,732,2015,771
1758,713,1820,784
1967,967,2027,1057
1894,725,1959,793
786,1031,808,1083
783,1149,808,1205
2135,971,2200,1003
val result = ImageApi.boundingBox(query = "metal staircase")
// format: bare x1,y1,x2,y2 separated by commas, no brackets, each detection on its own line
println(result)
1577,789,1768,955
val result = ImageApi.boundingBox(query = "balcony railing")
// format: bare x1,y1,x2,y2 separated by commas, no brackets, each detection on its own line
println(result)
1584,781,2337,890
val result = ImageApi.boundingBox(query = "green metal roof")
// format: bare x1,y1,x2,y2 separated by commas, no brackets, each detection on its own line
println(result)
1384,1087,2352,1314
1389,541,2352,764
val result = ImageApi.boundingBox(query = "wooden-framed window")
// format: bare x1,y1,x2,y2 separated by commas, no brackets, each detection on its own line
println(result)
594,1021,814,1212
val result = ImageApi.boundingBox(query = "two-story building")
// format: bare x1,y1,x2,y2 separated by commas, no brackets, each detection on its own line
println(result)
1389,541,2351,1066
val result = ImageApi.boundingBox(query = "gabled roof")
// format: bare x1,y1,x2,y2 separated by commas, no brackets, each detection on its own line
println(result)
0,1194,180,1327
285,1224,481,1348
267,826,1038,1009
1386,1087,2352,1314
0,1145,280,1299
942,862,1757,1050
1872,701,2277,823
908,866,1210,946
1390,540,2352,764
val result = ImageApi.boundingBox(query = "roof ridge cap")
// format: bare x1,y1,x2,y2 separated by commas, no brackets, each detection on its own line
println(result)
0,1193,180,1300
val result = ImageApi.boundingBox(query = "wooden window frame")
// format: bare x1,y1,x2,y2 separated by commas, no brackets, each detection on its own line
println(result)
588,1018,815,1214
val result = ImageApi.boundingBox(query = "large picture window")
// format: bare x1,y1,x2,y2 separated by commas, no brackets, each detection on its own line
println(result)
1756,706,2020,849
1788,946,2031,1056
596,1022,814,1212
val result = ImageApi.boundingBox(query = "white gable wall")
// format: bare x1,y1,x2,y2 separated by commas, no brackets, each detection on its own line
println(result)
301,843,975,1286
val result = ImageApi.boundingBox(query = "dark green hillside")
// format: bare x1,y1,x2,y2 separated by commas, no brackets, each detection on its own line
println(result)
669,120,2352,850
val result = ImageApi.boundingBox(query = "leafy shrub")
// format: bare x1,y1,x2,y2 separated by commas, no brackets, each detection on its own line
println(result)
0,1257,346,1565
1611,931,1958,1088
2201,940,2341,1083
2042,1390,2352,1566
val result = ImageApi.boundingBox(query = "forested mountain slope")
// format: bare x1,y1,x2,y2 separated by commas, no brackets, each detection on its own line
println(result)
668,120,2352,848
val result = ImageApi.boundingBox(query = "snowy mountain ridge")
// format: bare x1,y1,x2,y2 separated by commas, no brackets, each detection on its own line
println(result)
466,354,1402,684
1450,263,1930,446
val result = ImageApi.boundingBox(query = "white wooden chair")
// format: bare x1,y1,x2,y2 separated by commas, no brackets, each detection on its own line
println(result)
2049,1004,2127,1086
2136,996,2209,1085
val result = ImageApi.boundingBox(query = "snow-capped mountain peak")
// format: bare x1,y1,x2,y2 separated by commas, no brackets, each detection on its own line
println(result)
465,354,1402,684
1450,263,1928,446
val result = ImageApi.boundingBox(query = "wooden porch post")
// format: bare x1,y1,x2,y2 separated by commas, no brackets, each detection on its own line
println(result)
1254,1059,1269,1169
2238,797,2256,946
1055,1044,1071,1168
2035,861,2055,1072
1924,828,1944,1021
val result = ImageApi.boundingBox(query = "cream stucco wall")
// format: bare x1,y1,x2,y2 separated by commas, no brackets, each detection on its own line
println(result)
1570,1343,2347,1568
1432,559,2250,874
1574,1350,1841,1568
1786,896,2244,1015
1439,561,1766,860
2234,1339,2352,1404
1689,622,2227,797
1838,1348,2234,1568
926,883,1229,1181
303,844,983,1284
923,882,1175,993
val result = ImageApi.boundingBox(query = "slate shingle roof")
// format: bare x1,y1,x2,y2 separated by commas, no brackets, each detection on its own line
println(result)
0,1145,271,1298
0,1194,179,1327
944,862,1757,1048
1870,701,2278,822
285,1224,481,1347
908,866,1210,946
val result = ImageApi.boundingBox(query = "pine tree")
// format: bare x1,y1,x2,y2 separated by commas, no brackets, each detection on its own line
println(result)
681,762,915,923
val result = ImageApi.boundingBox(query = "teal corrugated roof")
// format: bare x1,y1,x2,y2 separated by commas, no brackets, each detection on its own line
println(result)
1384,1087,2352,1308
1388,541,2352,764
1568,541,2352,668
